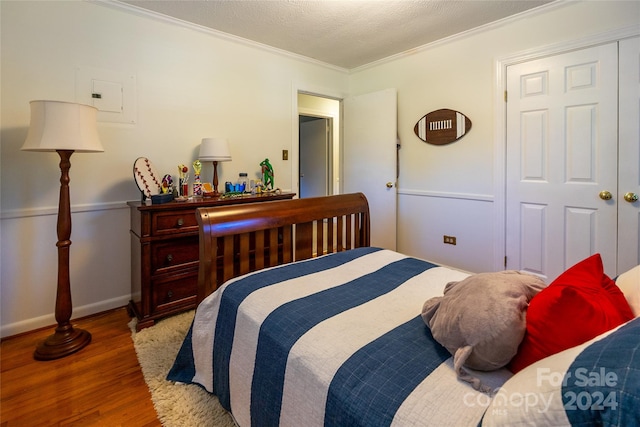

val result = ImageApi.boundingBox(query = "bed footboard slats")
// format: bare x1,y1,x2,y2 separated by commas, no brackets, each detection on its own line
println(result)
196,193,370,302
295,221,312,260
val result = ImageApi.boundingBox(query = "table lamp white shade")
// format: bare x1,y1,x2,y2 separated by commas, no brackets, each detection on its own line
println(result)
199,137,231,162
21,100,104,152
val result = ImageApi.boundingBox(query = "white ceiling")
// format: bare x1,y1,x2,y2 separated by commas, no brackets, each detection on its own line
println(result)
119,0,554,69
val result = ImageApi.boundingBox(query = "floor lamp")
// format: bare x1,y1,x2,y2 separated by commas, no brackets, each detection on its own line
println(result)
199,137,231,197
22,100,104,361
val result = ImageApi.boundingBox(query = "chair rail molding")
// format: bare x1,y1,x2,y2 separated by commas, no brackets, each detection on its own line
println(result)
0,200,129,220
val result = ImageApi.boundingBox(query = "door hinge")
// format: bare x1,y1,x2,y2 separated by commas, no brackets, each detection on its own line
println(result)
504,90,508,103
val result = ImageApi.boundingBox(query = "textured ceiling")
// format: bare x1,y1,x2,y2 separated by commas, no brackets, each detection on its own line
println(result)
121,0,553,69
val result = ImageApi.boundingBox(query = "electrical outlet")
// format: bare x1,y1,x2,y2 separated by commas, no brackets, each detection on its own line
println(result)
443,235,457,245
282,149,289,160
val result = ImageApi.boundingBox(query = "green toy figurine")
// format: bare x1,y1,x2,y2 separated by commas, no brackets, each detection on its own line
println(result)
260,158,274,190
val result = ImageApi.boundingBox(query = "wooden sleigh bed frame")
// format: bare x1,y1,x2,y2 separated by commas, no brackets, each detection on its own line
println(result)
196,192,371,303
170,191,638,427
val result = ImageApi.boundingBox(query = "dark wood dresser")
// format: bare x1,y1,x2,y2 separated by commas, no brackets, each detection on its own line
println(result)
127,193,295,330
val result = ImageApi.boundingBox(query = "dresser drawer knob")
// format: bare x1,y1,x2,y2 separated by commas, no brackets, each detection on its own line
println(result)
166,254,173,262
177,218,184,226
167,290,173,298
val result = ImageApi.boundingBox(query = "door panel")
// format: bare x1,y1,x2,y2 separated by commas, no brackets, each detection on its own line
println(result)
299,117,329,198
618,37,640,272
343,89,397,250
506,43,618,281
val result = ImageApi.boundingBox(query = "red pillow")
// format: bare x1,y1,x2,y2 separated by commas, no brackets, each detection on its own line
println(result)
508,254,634,373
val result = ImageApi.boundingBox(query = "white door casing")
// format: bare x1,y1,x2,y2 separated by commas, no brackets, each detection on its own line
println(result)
506,43,619,281
618,37,640,273
343,89,398,250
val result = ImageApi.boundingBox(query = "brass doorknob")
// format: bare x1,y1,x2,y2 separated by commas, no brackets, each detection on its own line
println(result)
386,182,393,188
599,190,612,200
624,192,639,203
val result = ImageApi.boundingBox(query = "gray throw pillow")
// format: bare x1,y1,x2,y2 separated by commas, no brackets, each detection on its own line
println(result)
421,271,545,392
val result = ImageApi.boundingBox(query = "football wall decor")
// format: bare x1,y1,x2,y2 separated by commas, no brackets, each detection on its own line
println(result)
414,109,472,145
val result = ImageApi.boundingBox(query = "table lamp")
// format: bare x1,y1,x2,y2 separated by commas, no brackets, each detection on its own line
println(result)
22,100,104,360
199,137,231,197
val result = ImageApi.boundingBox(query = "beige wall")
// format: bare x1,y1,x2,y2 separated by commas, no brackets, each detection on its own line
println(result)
1,0,638,336
0,0,348,336
348,1,639,272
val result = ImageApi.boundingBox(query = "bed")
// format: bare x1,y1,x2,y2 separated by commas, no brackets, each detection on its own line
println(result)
167,193,640,427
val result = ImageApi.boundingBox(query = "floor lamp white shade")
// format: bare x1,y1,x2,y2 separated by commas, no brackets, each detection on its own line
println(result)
22,100,104,152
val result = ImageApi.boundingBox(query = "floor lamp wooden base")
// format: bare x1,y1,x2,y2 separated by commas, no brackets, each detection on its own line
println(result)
34,150,92,361
34,326,91,361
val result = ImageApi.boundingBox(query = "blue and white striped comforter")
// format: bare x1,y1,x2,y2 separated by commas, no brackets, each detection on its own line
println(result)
168,247,513,426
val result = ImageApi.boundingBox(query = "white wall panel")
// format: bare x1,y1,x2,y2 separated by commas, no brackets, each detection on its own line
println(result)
0,0,347,337
1,206,131,337
2,0,638,335
397,193,493,274
351,1,638,272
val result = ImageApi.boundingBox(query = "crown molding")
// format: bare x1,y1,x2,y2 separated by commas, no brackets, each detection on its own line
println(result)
93,1,570,74
350,1,568,73
92,0,349,74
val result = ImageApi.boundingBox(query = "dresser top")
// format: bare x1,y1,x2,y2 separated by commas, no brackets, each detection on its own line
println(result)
127,192,296,211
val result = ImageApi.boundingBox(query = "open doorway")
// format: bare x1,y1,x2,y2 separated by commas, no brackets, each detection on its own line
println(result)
295,89,398,249
298,93,340,198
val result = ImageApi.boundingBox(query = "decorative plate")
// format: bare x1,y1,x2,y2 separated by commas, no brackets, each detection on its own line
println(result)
414,109,472,145
133,157,162,199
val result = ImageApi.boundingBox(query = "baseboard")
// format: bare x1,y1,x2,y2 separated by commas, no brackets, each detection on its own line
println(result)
0,295,132,339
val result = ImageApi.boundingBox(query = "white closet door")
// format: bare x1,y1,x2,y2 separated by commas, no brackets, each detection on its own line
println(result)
506,43,619,282
618,36,640,273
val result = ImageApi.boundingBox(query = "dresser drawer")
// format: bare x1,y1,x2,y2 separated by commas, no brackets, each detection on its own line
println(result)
151,270,198,314
152,211,199,236
150,235,199,274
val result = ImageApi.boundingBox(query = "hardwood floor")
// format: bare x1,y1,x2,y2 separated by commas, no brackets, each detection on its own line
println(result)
1,308,160,426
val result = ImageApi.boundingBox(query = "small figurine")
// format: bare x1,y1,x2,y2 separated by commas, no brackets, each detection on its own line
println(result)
260,158,274,190
161,174,173,194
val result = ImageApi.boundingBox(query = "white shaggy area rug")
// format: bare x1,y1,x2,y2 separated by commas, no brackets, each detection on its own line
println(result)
129,311,236,427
